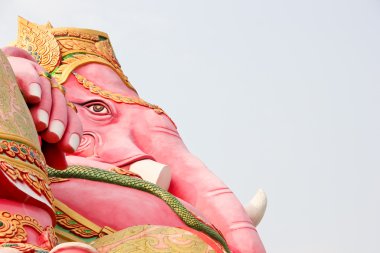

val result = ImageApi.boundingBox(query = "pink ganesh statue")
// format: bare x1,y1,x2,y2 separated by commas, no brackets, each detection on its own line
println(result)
0,17,266,253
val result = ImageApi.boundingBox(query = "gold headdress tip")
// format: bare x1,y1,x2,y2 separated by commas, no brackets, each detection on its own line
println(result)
17,16,53,29
44,21,54,29
17,16,27,24
18,16,37,28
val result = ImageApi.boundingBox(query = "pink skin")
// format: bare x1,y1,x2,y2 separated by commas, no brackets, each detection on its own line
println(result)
3,47,265,252
51,178,193,230
62,64,266,253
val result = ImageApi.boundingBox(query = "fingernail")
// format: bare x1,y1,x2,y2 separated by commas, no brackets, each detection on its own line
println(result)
69,134,80,151
29,83,41,99
37,110,49,128
49,120,65,140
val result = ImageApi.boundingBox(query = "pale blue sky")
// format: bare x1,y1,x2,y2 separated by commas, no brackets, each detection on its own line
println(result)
1,1,379,252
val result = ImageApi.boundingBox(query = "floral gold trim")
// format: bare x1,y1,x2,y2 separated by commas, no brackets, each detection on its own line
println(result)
0,132,52,204
73,71,162,112
0,134,47,172
54,200,115,240
54,54,130,89
50,27,109,42
0,211,57,250
0,159,53,204
0,133,42,153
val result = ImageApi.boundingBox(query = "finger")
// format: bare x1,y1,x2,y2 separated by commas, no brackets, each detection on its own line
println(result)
40,88,68,143
7,56,43,104
28,73,52,131
2,46,37,62
58,104,83,153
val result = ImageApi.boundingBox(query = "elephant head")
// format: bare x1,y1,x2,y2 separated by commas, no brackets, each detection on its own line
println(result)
62,63,265,253
9,17,266,252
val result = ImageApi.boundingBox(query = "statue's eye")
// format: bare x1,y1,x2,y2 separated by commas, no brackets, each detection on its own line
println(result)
85,102,110,115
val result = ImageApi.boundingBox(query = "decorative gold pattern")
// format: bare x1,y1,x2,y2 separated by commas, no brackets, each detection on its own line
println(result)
53,53,130,89
90,225,224,253
54,200,116,240
0,211,57,250
0,243,49,253
15,17,135,91
0,135,51,206
0,137,52,204
56,211,98,238
0,160,53,204
0,136,47,172
51,27,106,42
15,17,61,73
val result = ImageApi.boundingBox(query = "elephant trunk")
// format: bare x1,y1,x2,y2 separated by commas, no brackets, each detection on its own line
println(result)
135,122,266,253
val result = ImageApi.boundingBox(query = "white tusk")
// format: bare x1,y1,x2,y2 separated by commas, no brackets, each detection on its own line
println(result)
50,242,98,253
244,188,267,227
129,159,171,190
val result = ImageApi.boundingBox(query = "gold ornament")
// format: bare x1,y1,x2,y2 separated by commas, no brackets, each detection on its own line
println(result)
90,225,225,253
0,133,53,205
15,17,135,91
54,200,116,242
0,211,57,250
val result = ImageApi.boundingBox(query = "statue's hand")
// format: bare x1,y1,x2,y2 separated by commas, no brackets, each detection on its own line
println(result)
2,47,83,169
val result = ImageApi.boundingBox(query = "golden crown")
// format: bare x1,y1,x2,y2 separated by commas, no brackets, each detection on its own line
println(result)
14,17,135,91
